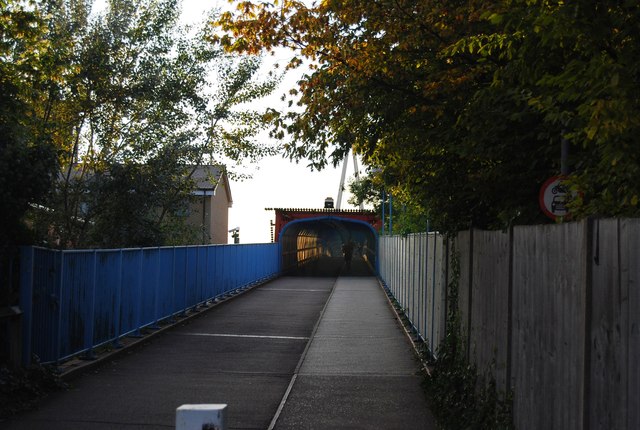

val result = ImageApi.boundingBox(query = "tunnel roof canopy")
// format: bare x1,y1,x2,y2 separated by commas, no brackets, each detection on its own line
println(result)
267,207,381,242
279,215,378,243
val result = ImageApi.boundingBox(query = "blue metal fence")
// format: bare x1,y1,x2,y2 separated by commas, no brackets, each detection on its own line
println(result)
20,243,280,366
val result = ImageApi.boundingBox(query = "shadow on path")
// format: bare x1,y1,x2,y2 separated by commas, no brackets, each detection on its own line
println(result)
288,256,373,277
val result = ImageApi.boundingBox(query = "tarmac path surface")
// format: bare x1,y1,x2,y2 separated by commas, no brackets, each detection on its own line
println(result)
3,263,435,429
272,275,435,429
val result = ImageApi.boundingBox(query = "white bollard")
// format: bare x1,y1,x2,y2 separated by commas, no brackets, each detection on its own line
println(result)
175,404,227,430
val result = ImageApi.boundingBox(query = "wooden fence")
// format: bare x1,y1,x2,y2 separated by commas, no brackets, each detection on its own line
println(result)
378,218,640,430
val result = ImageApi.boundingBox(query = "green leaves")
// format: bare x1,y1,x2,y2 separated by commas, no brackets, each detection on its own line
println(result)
2,0,280,248
214,0,640,232
0,2,58,247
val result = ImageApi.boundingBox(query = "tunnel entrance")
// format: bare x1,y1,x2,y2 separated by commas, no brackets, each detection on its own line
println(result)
278,215,379,277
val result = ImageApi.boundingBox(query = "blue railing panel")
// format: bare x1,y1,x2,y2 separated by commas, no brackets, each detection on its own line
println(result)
196,247,208,305
213,246,225,297
59,251,95,360
244,245,253,285
184,247,197,308
205,247,216,300
93,251,121,348
120,250,142,337
172,247,187,314
156,249,175,322
140,248,159,328
222,247,235,291
20,243,280,366
29,248,61,363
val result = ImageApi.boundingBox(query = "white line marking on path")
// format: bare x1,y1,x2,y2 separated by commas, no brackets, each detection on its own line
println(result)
182,333,309,341
260,289,327,292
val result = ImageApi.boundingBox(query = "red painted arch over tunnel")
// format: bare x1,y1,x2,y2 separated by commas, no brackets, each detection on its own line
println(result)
266,208,381,242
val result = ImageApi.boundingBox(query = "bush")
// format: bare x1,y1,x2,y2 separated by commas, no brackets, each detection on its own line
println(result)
0,363,67,420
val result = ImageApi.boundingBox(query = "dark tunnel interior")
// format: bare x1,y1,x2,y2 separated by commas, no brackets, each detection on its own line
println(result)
279,217,378,277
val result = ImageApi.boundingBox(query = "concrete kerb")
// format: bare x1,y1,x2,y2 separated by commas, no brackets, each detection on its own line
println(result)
57,274,281,382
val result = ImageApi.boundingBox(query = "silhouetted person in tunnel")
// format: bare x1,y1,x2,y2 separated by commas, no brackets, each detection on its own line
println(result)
342,240,355,270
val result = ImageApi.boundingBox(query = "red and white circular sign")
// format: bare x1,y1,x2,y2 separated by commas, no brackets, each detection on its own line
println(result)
539,176,570,220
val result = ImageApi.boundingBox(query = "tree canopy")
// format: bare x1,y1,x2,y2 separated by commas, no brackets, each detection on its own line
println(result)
215,0,640,233
1,2,57,238
1,1,59,299
0,0,279,249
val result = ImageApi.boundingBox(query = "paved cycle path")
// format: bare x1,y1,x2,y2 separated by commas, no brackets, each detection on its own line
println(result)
4,269,435,429
272,276,435,429
4,276,334,429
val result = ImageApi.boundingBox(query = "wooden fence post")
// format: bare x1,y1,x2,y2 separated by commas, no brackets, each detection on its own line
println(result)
583,218,594,430
466,228,474,361
506,226,514,391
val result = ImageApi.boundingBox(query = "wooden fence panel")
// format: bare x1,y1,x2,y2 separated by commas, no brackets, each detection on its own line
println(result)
417,233,427,341
409,234,419,328
511,221,587,430
379,219,640,430
589,219,626,429
620,219,640,430
455,231,472,347
432,233,446,356
424,234,434,347
470,229,511,393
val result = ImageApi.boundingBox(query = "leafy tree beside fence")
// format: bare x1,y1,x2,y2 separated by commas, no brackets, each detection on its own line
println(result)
1,0,279,366
215,0,640,233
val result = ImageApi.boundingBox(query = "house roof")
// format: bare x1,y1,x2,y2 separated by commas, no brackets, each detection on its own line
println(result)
58,163,233,207
190,165,233,207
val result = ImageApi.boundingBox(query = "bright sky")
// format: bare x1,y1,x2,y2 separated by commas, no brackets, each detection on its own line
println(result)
180,0,367,244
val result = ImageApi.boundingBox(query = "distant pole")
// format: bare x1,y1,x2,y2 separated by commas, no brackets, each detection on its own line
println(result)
202,194,206,245
389,194,393,234
352,151,364,210
336,151,349,209
381,190,386,235
561,132,570,176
